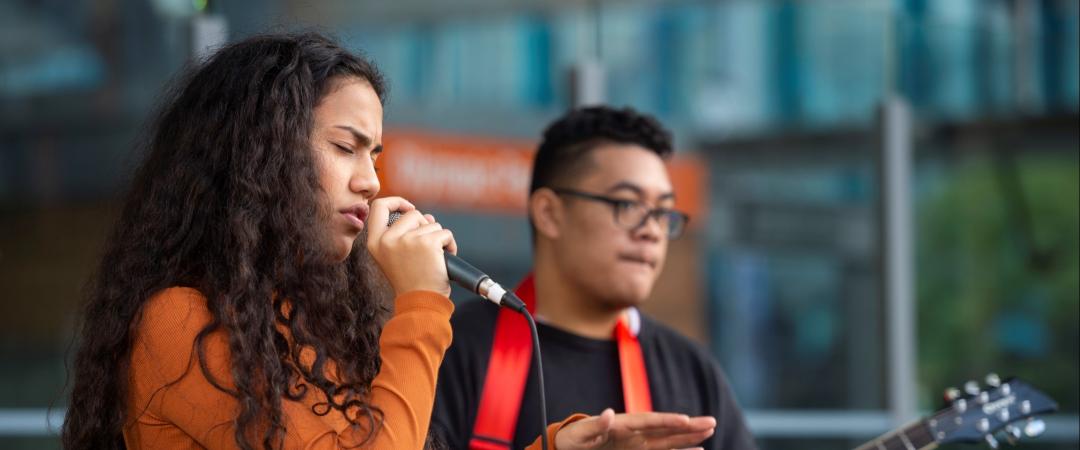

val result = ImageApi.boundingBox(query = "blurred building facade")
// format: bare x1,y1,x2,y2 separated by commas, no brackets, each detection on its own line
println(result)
1,0,1077,449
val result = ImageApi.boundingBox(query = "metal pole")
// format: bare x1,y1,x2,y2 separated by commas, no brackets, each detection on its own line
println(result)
878,96,917,427
569,0,605,107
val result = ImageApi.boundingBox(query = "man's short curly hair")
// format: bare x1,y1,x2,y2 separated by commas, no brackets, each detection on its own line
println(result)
528,106,674,194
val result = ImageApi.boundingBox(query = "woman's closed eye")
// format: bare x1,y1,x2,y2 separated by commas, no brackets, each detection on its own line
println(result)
333,142,355,155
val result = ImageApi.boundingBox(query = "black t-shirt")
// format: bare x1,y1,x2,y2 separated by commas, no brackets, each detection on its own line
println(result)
431,299,758,450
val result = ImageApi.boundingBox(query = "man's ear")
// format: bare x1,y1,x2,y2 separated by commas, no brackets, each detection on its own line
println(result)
529,188,563,240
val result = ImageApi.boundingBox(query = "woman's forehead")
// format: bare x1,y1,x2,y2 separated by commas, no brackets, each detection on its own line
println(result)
314,79,383,141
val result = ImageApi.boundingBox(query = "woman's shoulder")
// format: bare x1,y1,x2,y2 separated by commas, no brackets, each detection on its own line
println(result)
145,286,208,307
133,287,216,359
131,286,231,386
140,287,212,333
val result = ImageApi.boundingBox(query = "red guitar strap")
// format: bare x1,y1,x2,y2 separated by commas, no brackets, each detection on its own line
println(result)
468,272,652,449
468,275,536,450
615,315,653,414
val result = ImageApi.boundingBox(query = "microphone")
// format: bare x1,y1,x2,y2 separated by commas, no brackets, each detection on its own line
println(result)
387,211,526,313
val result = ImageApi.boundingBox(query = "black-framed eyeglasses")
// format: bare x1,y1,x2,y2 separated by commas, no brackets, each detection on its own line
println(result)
549,188,690,239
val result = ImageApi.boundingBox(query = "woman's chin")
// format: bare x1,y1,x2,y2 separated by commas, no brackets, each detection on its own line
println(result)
332,237,356,262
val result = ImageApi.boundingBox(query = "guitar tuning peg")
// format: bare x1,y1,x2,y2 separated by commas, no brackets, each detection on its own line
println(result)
985,433,1000,449
964,380,981,395
1024,418,1046,437
1002,425,1022,445
985,373,1001,387
944,387,962,403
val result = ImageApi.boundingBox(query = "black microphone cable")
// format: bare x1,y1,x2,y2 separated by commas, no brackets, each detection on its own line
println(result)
502,291,547,450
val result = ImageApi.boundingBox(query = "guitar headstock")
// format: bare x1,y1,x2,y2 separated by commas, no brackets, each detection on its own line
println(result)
929,374,1058,448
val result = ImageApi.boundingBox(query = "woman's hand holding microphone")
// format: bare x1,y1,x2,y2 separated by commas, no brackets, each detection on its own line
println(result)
366,197,457,298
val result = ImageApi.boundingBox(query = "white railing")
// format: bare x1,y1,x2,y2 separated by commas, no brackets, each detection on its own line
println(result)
1,408,1076,443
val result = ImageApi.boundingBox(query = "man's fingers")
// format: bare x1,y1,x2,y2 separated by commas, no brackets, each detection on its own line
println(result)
640,420,715,438
662,416,714,432
611,412,693,432
571,408,615,444
642,428,715,450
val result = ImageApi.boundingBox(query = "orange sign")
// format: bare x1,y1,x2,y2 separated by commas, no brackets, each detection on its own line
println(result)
379,128,706,222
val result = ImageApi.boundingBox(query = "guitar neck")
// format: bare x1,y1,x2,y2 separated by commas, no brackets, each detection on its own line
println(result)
855,420,937,450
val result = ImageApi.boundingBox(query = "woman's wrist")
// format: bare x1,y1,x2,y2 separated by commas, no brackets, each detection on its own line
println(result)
392,290,454,316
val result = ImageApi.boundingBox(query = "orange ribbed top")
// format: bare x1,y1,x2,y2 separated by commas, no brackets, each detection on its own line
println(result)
123,286,455,449
122,287,574,449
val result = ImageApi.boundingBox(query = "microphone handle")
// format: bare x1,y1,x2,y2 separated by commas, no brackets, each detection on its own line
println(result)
444,253,488,293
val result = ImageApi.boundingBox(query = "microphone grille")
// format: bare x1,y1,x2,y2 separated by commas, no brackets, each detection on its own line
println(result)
387,211,402,226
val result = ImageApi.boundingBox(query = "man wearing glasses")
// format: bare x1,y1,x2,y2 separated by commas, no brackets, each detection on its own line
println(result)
431,106,757,450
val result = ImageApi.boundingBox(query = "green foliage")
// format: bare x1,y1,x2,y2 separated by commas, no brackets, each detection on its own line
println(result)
916,154,1079,414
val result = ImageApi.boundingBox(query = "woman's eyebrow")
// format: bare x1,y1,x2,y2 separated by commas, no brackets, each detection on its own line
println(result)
334,125,374,148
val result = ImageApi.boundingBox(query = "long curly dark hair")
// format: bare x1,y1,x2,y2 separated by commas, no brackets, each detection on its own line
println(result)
62,32,392,450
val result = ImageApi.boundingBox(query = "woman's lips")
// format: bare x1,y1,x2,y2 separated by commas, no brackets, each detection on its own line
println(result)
342,212,365,228
340,204,369,230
